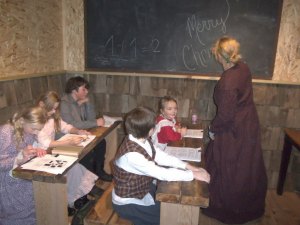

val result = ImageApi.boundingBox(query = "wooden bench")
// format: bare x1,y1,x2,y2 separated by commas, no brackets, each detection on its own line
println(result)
84,183,132,225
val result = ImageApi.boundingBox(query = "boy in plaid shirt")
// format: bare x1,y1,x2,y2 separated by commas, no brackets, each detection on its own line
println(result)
112,107,210,225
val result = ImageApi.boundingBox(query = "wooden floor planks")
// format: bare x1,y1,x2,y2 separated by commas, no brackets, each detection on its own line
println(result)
198,190,300,225
69,188,300,225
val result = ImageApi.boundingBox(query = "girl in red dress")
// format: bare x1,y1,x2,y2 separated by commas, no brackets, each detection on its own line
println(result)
151,96,187,150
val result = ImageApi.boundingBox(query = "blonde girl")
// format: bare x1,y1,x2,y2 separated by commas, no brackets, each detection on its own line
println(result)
0,106,47,225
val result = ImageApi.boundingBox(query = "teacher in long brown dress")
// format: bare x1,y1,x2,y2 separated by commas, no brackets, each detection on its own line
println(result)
202,36,267,224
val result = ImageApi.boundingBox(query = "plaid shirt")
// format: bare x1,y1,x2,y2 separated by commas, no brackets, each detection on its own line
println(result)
113,136,156,199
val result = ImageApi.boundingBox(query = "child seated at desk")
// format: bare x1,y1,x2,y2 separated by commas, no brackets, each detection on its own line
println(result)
60,76,112,182
112,107,210,225
151,96,187,150
36,91,101,215
0,106,47,225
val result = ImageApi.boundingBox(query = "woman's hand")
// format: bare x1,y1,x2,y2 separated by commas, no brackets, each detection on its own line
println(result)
209,131,215,140
208,125,215,140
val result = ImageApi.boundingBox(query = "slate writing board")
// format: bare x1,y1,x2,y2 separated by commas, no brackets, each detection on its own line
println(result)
85,0,283,78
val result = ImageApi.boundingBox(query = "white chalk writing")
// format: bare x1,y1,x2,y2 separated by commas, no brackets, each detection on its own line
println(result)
96,35,160,63
183,45,212,70
186,0,230,46
183,0,230,70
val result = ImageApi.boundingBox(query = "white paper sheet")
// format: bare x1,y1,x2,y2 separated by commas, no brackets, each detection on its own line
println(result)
21,154,77,174
103,115,123,127
165,146,201,162
184,129,203,139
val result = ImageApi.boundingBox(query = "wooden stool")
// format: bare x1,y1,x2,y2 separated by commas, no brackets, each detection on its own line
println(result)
84,183,132,225
277,128,300,195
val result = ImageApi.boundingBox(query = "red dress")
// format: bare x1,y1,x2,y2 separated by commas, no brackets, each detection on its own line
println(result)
151,115,181,150
202,61,267,224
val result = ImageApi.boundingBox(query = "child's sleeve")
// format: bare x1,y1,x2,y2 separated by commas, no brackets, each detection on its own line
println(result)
0,126,16,172
124,152,193,181
60,119,74,134
37,124,53,149
157,126,181,143
154,147,187,169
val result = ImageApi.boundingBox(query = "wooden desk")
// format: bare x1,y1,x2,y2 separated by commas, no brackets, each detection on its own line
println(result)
277,128,300,195
12,121,121,225
156,130,209,225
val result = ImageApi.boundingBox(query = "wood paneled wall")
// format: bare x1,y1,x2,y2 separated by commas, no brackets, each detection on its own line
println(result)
0,72,65,123
1,72,300,190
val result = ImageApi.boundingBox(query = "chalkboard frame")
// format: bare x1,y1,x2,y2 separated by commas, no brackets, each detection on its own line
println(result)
84,0,283,79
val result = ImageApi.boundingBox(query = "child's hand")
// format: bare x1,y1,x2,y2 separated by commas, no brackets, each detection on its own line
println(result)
77,129,91,135
23,146,46,158
77,97,89,106
71,136,85,145
179,127,187,136
186,163,201,172
192,168,210,183
22,145,37,159
35,148,47,157
97,117,105,127
63,136,83,146
175,122,182,130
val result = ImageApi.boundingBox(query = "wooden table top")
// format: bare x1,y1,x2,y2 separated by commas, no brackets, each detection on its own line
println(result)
285,128,300,148
12,121,121,183
156,125,209,208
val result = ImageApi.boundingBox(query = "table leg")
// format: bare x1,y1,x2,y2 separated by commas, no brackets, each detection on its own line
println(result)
33,181,68,225
277,134,293,195
104,124,120,174
160,202,200,225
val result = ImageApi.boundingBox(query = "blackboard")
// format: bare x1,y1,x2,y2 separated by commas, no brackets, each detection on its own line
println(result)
85,0,283,78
